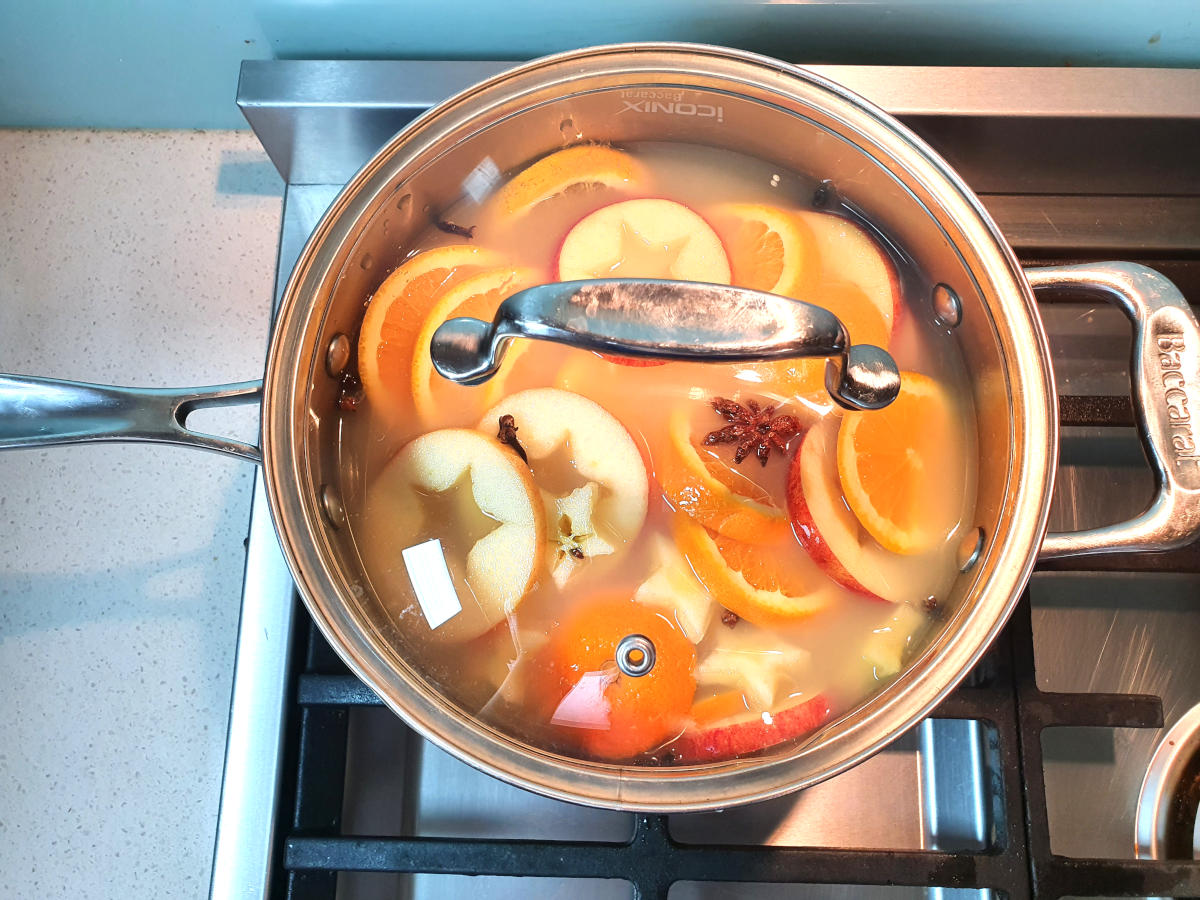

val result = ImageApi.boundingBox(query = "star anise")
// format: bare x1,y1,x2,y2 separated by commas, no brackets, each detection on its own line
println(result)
704,397,799,466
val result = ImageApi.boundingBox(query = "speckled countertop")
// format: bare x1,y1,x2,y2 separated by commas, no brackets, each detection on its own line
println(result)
0,130,283,899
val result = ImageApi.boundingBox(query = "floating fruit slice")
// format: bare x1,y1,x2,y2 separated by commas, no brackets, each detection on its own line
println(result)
788,416,954,602
493,145,642,218
808,280,891,350
688,690,750,730
410,266,539,425
539,595,696,760
786,417,887,601
673,514,835,628
479,388,649,544
542,482,615,587
659,407,789,544
633,535,717,644
696,640,810,711
795,210,901,341
862,602,928,681
363,428,544,643
670,693,832,763
837,372,959,554
358,245,501,420
713,202,811,296
556,198,731,284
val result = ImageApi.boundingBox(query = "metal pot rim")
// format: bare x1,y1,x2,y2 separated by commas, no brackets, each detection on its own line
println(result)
260,42,1056,811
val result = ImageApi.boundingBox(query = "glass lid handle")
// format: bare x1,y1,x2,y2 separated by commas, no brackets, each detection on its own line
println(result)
429,278,900,411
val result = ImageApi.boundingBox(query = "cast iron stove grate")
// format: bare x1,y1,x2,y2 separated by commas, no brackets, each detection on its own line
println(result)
267,287,1200,900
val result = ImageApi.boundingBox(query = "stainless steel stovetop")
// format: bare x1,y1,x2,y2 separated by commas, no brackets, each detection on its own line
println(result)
209,60,1200,900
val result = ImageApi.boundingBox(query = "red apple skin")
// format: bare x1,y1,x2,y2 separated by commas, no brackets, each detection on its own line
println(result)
785,435,884,602
670,694,833,763
602,355,668,368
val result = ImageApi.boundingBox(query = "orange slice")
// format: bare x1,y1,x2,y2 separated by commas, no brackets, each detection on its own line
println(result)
673,514,833,628
689,690,751,730
410,266,540,425
493,145,641,218
837,371,960,554
538,595,696,760
358,245,501,420
659,408,789,543
714,202,811,297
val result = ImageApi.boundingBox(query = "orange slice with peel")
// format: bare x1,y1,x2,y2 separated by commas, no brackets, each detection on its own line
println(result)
358,244,501,420
673,514,834,628
410,266,540,425
714,202,811,297
537,594,696,760
659,407,789,544
837,371,960,554
493,145,641,218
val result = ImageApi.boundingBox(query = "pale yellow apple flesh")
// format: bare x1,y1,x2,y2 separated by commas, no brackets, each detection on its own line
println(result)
633,535,716,643
362,428,544,643
556,198,731,284
479,388,649,547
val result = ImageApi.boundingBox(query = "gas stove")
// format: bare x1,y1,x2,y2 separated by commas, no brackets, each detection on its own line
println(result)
211,60,1200,899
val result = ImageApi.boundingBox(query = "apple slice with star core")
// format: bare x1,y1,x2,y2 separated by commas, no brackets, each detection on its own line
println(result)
479,388,650,548
362,428,545,643
556,198,731,284
556,198,730,367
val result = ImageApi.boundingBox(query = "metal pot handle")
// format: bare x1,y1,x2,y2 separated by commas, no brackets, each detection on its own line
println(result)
1028,262,1200,559
0,374,262,463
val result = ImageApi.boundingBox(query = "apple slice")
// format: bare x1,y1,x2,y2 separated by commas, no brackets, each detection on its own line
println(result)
556,198,731,284
362,428,544,643
542,482,616,588
695,641,810,711
862,602,929,681
670,693,832,763
633,535,717,644
479,388,649,544
787,417,941,604
795,210,901,341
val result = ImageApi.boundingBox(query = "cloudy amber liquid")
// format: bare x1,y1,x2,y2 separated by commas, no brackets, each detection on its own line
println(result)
345,141,978,761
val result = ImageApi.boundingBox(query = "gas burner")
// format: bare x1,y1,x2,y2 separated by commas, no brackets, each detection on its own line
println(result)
1138,701,1200,861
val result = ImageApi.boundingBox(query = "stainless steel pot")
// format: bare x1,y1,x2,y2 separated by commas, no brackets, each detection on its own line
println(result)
3,44,1199,812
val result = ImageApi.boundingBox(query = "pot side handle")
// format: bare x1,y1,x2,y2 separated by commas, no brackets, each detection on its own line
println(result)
1029,262,1200,559
0,374,262,463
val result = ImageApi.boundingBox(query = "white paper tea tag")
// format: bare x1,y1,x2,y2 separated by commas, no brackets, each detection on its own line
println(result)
462,156,501,204
401,538,463,630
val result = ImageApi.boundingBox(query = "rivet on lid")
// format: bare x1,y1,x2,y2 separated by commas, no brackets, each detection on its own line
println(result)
325,333,351,378
320,483,346,529
957,526,985,573
932,284,963,329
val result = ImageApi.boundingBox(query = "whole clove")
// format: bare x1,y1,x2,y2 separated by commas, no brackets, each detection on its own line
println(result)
497,414,529,464
434,219,476,239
